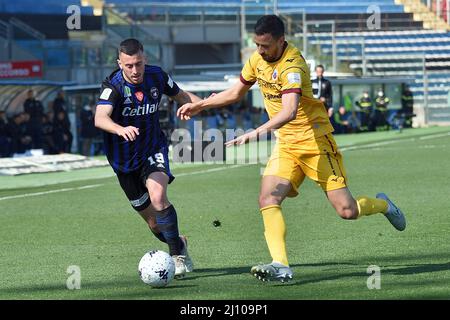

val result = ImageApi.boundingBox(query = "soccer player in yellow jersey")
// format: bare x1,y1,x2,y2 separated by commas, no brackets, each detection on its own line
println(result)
177,15,406,282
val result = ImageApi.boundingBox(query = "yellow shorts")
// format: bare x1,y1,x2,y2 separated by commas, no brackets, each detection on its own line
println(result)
263,134,347,197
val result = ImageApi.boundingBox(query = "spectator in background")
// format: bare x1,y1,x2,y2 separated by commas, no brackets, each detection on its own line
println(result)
79,101,98,156
333,106,360,134
0,110,11,157
400,84,414,129
53,90,68,120
23,89,44,149
333,106,350,134
312,64,333,112
7,113,32,155
374,88,390,131
356,91,373,132
42,111,58,154
343,92,353,114
53,110,73,153
327,106,337,129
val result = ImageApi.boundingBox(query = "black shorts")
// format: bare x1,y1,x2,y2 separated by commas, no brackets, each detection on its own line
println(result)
116,148,174,212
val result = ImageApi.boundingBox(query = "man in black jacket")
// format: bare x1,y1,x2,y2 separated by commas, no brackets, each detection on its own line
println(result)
312,65,333,111
23,89,44,149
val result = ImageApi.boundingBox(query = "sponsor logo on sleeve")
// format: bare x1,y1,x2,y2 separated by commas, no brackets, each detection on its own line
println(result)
287,72,301,85
100,88,112,100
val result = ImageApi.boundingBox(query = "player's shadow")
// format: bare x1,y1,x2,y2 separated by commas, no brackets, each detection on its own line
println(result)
285,261,450,286
180,266,251,280
179,261,359,281
0,276,198,299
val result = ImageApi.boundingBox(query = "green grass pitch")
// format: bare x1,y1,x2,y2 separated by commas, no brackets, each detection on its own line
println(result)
1,126,450,300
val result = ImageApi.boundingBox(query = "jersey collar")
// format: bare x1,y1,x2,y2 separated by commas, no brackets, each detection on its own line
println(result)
268,41,289,64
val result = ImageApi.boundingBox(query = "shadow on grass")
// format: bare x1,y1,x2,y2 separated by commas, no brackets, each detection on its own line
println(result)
0,274,198,299
285,261,450,287
177,261,361,281
1,260,449,298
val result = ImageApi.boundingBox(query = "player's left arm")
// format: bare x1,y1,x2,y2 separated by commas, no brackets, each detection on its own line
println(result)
225,92,299,146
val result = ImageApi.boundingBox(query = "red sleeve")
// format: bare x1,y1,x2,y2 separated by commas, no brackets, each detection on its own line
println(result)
281,88,302,95
240,74,256,86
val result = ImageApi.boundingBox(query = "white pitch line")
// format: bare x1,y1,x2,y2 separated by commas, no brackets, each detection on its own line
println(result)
418,132,450,140
340,131,450,152
340,139,414,152
0,165,249,202
0,184,104,201
176,164,249,177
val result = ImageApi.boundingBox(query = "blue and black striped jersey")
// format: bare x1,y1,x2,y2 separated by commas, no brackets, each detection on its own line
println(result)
97,65,180,173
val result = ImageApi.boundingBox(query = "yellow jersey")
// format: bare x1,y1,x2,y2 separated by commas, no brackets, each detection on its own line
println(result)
240,42,334,143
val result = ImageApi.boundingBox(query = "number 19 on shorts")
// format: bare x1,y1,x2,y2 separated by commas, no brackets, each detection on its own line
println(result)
148,153,165,166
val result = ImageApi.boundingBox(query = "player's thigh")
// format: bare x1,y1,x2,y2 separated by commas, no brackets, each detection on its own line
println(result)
262,144,305,202
141,147,175,185
144,172,170,207
259,175,294,208
141,147,174,208
116,170,151,212
299,134,347,192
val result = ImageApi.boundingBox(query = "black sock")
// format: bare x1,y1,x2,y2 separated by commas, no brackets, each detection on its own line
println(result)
155,205,183,256
150,229,166,243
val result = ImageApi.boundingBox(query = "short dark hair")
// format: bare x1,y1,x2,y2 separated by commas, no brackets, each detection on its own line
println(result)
118,38,144,56
254,15,285,39
316,64,325,71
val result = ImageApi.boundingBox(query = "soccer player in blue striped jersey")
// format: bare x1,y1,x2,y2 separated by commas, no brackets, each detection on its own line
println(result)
95,38,201,278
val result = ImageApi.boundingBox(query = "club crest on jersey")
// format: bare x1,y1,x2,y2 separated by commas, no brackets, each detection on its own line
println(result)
151,87,159,99
272,69,278,80
135,91,144,102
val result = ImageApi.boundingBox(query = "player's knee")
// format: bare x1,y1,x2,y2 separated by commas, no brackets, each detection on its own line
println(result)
337,204,358,220
148,192,169,211
259,194,281,209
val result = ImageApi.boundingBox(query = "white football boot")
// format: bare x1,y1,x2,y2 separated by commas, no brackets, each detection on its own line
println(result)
172,255,187,279
179,235,194,272
251,262,293,283
376,193,406,231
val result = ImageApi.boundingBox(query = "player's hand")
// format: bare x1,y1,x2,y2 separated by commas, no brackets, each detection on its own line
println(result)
225,130,257,147
177,103,202,120
117,126,139,141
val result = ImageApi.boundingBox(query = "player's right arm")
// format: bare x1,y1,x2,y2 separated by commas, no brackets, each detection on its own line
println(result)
177,79,251,120
94,83,139,141
177,55,257,120
94,104,139,141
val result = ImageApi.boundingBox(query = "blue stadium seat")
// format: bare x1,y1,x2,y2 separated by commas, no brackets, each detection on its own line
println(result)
103,0,403,14
1,1,93,15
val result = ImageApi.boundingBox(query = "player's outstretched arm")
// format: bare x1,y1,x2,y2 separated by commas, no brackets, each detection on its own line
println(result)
94,104,139,141
172,89,203,105
225,92,299,146
177,81,251,120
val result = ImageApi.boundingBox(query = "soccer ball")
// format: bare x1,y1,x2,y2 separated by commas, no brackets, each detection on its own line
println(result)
138,250,175,287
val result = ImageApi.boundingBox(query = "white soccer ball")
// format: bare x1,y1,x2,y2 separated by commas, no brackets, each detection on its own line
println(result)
138,250,175,287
